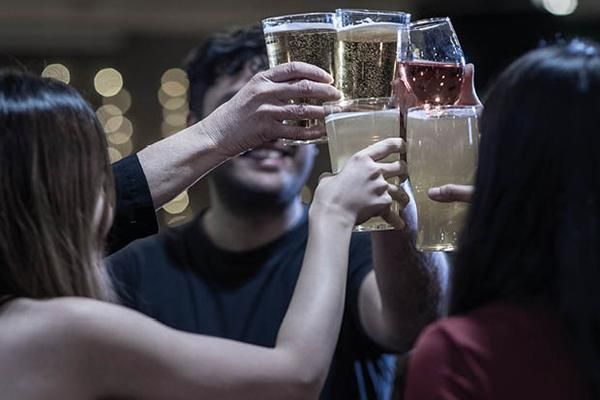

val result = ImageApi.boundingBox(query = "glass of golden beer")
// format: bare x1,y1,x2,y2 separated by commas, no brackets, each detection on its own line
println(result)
335,9,410,100
262,12,337,145
406,106,479,251
324,97,401,231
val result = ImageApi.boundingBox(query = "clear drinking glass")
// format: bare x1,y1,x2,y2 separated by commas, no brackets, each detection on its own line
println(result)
324,97,401,232
397,17,466,107
335,9,411,100
262,12,337,145
406,105,479,251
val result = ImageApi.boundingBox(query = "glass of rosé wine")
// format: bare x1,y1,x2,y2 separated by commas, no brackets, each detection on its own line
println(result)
397,17,465,107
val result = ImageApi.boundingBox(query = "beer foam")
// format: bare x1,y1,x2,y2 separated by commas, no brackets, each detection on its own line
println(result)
264,22,335,34
325,108,399,123
337,22,403,42
408,107,478,120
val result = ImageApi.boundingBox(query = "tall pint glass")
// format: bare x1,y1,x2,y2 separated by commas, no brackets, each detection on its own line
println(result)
407,106,479,251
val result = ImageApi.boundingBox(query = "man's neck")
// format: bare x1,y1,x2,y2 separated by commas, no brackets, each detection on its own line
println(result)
202,197,305,252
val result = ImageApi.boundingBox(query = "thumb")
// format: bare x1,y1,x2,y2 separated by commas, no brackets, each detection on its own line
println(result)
457,64,482,107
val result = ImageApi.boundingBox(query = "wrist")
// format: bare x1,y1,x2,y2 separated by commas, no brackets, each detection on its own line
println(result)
192,116,237,159
309,201,356,230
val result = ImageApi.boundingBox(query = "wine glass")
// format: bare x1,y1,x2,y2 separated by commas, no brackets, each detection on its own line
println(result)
397,17,465,107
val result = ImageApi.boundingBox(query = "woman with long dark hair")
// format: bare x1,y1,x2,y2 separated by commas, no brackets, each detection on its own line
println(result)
405,39,600,399
0,69,406,399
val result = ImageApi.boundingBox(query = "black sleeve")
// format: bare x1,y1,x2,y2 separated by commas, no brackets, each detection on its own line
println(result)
106,155,158,255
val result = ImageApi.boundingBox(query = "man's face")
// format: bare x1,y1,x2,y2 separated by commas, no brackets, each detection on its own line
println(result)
197,62,317,204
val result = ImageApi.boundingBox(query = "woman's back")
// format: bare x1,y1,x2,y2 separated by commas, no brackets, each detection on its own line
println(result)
0,298,96,399
405,302,590,400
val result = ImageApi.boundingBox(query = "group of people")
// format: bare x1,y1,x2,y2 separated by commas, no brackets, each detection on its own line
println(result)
0,22,598,400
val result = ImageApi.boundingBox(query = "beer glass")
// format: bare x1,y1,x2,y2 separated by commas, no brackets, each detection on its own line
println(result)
335,9,411,100
262,12,337,144
324,97,401,231
397,18,465,106
406,106,479,251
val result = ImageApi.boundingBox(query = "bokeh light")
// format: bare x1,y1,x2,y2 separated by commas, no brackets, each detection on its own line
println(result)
102,89,132,113
161,68,188,85
163,191,190,214
301,186,313,203
96,104,122,126
107,117,133,144
543,0,577,15
41,63,70,84
94,68,123,97
113,140,133,157
164,112,187,127
107,147,123,163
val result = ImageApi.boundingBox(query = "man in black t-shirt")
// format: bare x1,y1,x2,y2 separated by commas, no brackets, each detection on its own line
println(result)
109,25,448,400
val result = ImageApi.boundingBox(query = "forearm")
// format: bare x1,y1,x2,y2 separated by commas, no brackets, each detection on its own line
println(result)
275,209,353,389
369,229,449,351
137,121,230,209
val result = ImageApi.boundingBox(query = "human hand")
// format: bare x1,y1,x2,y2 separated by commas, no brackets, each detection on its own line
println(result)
427,184,473,203
310,138,409,229
201,62,341,157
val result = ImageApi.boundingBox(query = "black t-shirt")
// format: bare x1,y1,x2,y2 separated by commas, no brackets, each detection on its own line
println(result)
108,210,396,399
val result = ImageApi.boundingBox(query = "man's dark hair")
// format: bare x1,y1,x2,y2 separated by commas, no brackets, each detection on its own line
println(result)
184,24,268,119
451,38,600,396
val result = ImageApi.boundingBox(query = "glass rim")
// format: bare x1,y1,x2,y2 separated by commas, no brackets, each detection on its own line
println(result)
262,12,336,25
335,8,411,17
408,17,452,30
407,104,482,116
323,96,395,108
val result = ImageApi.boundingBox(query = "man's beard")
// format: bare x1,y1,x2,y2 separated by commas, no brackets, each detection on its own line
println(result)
209,166,304,217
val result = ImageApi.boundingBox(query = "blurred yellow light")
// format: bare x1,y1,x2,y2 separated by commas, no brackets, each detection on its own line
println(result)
107,117,133,144
166,212,193,226
102,89,132,113
96,104,122,126
158,88,172,107
542,0,577,15
114,139,133,156
163,97,188,111
107,147,123,163
164,112,187,127
41,63,71,84
104,115,124,134
161,68,188,85
161,121,178,137
301,186,313,203
161,81,188,97
94,68,123,97
163,191,190,214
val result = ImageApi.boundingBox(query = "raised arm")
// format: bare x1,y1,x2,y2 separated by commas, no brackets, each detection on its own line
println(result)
137,62,340,209
359,189,450,353
76,139,406,400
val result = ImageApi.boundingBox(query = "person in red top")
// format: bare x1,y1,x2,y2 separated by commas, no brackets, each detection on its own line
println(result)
405,39,600,400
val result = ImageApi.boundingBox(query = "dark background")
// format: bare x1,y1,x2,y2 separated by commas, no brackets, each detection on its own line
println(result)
1,0,596,225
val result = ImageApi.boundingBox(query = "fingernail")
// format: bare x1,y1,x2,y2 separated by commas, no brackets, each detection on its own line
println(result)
428,187,441,197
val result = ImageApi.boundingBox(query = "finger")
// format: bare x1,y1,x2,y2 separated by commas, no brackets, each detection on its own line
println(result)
427,184,474,203
359,137,406,161
264,62,334,84
381,209,406,231
278,124,326,142
273,80,341,102
457,64,483,107
378,160,408,180
388,184,410,208
274,104,325,121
